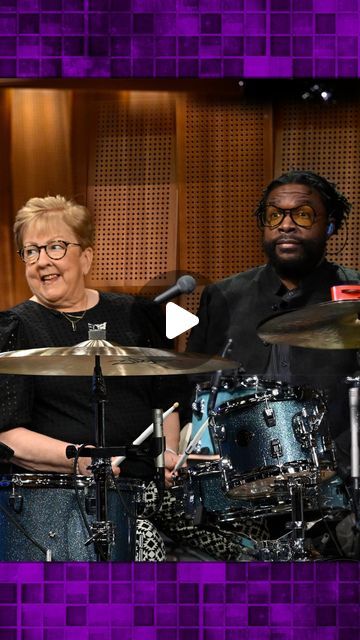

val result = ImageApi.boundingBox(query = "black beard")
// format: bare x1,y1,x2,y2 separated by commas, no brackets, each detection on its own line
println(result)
263,236,327,281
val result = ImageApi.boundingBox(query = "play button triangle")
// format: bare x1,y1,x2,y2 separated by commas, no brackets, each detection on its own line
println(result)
165,302,199,339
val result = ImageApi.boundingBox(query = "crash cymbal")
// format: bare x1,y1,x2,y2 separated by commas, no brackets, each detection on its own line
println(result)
258,299,360,349
0,340,241,376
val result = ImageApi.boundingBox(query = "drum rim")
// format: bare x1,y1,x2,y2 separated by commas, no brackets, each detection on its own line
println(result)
195,375,267,393
215,384,325,416
0,473,147,491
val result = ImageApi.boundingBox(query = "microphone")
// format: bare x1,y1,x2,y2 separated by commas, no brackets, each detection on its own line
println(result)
152,408,165,503
207,338,233,416
154,275,196,304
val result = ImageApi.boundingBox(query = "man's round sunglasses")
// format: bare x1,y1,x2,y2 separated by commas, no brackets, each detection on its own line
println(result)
18,240,81,264
259,205,317,229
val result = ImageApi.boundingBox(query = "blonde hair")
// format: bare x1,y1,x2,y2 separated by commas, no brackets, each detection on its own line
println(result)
14,195,94,250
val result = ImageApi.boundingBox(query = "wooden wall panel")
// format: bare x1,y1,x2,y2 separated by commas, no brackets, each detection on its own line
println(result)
10,89,74,304
0,90,15,309
84,91,178,293
176,95,273,349
11,89,73,213
178,96,273,288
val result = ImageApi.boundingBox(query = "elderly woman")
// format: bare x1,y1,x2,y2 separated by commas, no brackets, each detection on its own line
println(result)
0,195,181,561
0,196,266,564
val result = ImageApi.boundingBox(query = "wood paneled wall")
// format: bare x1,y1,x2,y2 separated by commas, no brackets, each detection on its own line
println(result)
1,86,359,327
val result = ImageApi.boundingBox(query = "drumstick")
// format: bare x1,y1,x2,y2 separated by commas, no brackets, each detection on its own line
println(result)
173,417,210,472
112,402,179,468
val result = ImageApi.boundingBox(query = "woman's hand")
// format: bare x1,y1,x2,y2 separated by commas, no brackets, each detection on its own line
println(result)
164,449,186,488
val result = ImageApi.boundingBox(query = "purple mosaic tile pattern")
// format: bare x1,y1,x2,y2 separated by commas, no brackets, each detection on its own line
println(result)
0,5,359,640
0,2,358,77
0,562,359,638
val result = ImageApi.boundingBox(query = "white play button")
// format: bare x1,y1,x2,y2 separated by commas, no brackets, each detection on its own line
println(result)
166,302,199,339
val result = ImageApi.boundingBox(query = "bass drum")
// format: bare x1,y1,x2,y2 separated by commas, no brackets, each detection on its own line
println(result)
0,473,145,561
213,380,335,499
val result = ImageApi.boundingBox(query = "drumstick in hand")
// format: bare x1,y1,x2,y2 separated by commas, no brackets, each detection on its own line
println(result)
173,417,210,472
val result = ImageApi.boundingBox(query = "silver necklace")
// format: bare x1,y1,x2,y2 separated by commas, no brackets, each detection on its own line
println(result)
61,309,87,331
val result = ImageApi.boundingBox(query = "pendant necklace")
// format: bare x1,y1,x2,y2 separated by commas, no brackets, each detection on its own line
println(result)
61,309,87,332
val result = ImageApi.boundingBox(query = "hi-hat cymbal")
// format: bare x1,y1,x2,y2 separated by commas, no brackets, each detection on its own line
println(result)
0,340,241,376
258,299,360,349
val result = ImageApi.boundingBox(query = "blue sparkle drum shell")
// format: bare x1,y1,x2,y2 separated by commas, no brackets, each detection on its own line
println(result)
304,475,350,518
0,473,145,561
213,382,335,499
182,459,249,522
191,377,261,455
177,461,349,523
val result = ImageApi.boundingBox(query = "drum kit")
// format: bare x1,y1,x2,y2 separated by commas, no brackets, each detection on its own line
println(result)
176,299,360,561
0,299,358,562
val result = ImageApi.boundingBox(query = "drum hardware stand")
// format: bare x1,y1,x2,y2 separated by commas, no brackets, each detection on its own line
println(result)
207,339,233,417
285,476,311,560
254,476,314,562
293,405,326,470
346,373,360,558
90,333,113,561
66,324,136,561
153,408,166,510
205,339,234,457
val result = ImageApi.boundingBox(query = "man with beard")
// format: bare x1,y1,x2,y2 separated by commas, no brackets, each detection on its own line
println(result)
186,170,360,558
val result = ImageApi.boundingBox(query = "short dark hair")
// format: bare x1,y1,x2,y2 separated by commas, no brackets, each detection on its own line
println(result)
255,170,351,233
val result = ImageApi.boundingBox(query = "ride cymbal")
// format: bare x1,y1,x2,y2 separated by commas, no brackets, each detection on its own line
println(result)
258,300,360,349
0,340,241,376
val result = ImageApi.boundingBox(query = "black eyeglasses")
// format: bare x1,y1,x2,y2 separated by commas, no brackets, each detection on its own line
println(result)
18,240,82,264
260,205,317,229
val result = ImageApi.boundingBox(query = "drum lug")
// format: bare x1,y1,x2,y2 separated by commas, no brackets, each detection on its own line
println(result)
263,404,276,427
219,456,233,472
192,399,205,417
270,439,283,459
212,424,226,440
219,458,232,494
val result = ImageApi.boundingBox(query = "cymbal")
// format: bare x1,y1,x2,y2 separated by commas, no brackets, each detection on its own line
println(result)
0,339,241,376
258,300,360,349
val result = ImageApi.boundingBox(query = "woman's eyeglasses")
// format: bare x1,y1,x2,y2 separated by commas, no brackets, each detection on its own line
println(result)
18,240,81,264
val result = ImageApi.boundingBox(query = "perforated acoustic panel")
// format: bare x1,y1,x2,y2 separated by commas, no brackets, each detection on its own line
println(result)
87,92,177,290
274,101,360,270
176,96,273,349
178,96,272,295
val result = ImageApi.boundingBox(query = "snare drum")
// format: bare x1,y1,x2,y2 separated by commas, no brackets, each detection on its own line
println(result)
0,473,145,561
213,381,334,499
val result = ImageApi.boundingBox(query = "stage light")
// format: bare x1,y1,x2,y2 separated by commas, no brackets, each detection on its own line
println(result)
301,84,334,104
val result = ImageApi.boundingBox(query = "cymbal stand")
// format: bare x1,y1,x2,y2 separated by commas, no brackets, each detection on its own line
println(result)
87,323,114,561
285,476,310,561
346,373,360,553
207,338,233,454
